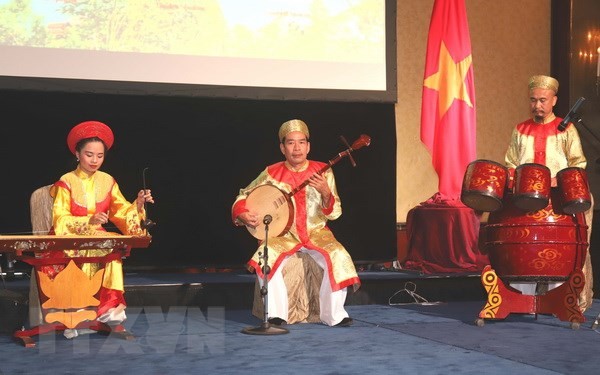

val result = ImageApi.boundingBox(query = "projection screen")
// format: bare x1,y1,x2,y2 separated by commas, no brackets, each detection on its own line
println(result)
0,0,396,102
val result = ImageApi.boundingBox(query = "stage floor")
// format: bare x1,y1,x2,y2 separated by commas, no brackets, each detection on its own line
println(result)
1,268,486,311
0,300,599,374
2,268,599,373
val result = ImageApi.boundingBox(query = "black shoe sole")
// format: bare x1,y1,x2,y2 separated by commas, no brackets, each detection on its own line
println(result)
335,318,353,327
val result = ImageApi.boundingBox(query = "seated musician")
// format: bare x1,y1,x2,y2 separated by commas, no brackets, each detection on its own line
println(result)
505,75,593,310
232,119,360,327
40,120,154,338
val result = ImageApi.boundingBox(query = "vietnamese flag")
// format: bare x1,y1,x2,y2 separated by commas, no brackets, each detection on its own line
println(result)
420,0,476,202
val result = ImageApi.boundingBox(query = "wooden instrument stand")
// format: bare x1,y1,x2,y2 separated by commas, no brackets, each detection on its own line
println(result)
0,235,151,347
476,265,585,329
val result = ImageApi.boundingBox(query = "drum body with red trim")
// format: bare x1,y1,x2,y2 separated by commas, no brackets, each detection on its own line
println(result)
485,190,587,281
461,160,508,212
512,163,551,212
556,167,591,215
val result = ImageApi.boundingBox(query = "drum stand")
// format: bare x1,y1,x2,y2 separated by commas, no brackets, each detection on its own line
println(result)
242,215,289,335
476,265,585,329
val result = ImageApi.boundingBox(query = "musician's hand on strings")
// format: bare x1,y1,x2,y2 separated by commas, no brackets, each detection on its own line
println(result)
89,211,109,225
237,212,259,228
308,173,331,206
136,189,154,211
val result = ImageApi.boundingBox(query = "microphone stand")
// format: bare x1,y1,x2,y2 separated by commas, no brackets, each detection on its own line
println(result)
569,115,600,166
567,115,600,329
569,113,600,145
556,98,600,161
241,215,289,335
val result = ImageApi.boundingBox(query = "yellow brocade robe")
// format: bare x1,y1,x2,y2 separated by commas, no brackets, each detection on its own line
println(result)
505,117,586,175
232,161,360,291
49,167,146,292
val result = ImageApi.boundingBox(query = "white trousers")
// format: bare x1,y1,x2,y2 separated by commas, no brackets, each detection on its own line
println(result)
258,248,349,326
510,281,561,295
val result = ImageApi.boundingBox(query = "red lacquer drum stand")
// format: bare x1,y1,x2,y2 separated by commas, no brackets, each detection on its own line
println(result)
475,191,588,329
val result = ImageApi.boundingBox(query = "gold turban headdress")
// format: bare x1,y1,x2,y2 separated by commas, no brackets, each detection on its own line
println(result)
528,75,559,93
278,119,310,142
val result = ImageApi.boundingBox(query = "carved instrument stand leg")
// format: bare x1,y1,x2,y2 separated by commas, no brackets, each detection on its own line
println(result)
476,265,585,328
13,321,133,347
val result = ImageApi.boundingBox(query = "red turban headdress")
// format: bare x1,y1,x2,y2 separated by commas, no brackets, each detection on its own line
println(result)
67,121,114,155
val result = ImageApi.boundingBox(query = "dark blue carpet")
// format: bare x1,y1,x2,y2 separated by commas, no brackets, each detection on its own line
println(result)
1,300,599,374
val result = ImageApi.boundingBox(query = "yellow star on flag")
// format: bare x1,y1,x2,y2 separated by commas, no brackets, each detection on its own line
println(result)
423,41,473,119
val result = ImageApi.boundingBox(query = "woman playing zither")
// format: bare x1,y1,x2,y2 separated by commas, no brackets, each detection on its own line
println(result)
40,121,154,334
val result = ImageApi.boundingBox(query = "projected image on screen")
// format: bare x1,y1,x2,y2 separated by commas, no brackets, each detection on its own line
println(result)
0,0,387,93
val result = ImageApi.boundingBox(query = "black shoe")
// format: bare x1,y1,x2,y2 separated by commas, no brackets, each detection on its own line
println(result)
268,317,286,326
335,317,353,327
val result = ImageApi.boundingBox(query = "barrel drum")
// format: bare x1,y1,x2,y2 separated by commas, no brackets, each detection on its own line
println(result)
556,167,592,215
461,159,508,212
512,163,551,212
485,190,587,281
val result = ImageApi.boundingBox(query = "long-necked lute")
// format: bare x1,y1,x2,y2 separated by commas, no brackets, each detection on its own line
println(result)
245,134,371,240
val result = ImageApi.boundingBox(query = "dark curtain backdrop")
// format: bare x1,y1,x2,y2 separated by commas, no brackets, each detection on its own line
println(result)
0,89,396,269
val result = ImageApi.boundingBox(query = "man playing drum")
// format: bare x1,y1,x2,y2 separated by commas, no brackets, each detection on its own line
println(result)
505,75,593,310
232,119,360,327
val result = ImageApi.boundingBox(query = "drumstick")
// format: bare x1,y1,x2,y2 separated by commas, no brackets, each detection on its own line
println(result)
141,167,156,230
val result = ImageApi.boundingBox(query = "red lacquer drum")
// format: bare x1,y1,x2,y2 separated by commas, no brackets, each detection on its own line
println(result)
485,190,588,281
556,167,592,215
512,163,551,212
461,160,508,212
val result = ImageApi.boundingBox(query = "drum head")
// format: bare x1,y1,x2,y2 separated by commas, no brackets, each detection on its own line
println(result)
461,192,502,212
562,199,592,215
